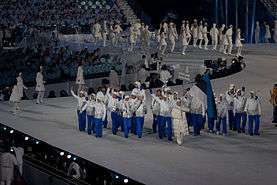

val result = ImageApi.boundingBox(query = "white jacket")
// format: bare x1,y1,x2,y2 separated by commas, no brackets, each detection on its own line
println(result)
234,96,247,113
76,66,85,85
225,92,234,110
86,100,95,116
153,96,172,117
71,90,87,112
210,27,219,39
107,95,119,112
93,102,106,120
122,101,133,118
16,76,27,98
9,85,20,103
151,96,160,115
190,97,205,116
244,97,261,115
35,72,45,91
134,99,145,117
217,100,228,117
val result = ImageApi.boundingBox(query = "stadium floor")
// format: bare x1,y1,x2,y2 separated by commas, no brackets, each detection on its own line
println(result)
0,44,277,185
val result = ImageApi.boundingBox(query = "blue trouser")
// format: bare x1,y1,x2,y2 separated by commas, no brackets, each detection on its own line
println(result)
94,118,103,138
123,117,132,138
103,115,108,128
164,117,172,141
235,112,247,133
152,114,158,133
208,117,215,131
131,116,137,135
117,114,124,131
248,115,260,135
216,116,227,134
135,116,144,138
77,110,86,131
202,115,206,129
111,112,118,135
157,115,165,139
192,113,202,136
186,112,192,127
228,110,235,130
87,115,95,135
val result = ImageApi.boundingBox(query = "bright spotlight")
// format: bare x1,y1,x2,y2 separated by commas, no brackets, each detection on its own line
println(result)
124,179,129,183
3,127,7,130
10,130,14,134
115,175,119,179
73,157,77,161
60,152,65,156
25,136,29,141
67,154,72,159
10,148,14,152
35,141,40,145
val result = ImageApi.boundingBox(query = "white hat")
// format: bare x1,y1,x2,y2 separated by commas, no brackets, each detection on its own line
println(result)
134,81,141,87
250,91,255,94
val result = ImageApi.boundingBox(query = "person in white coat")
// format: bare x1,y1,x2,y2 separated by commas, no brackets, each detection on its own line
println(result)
35,66,45,104
159,31,167,55
9,84,21,114
108,68,119,89
190,96,206,136
210,23,219,50
172,99,189,145
0,148,18,185
244,91,262,136
86,94,96,135
122,96,133,138
235,28,243,57
76,63,85,94
234,89,247,133
216,94,228,135
191,19,198,47
16,72,27,100
226,25,233,54
12,146,24,175
71,89,87,132
264,22,271,43
168,22,178,53
93,94,107,138
255,21,260,44
106,88,119,135
186,21,192,45
198,21,204,49
225,85,236,131
181,27,189,55
202,22,209,50
151,89,162,133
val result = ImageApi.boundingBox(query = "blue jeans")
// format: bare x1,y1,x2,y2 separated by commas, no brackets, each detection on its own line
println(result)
248,115,260,135
192,113,202,136
117,114,124,131
152,114,158,133
235,112,247,133
186,112,192,127
94,118,103,138
111,112,118,135
77,110,86,132
208,117,215,131
216,116,227,134
157,115,165,139
87,115,95,135
228,110,235,130
135,117,144,138
124,117,132,138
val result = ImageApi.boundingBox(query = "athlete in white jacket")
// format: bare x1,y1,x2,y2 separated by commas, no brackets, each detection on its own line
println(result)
244,91,262,136
216,94,228,135
106,88,119,135
93,94,107,138
71,89,87,132
234,89,247,133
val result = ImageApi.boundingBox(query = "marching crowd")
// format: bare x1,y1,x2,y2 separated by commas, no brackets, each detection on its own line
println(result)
68,80,262,146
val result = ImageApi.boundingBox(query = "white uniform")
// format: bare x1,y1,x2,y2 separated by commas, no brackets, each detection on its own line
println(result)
76,66,85,85
159,32,167,55
181,29,188,55
198,24,204,48
226,27,233,54
93,101,106,121
202,25,209,50
191,24,198,47
235,30,243,56
265,24,271,43
16,76,27,98
234,96,246,113
168,25,178,52
9,85,20,103
217,100,228,118
71,90,87,112
172,105,189,145
108,70,119,89
0,152,18,185
210,25,219,50
190,97,205,116
244,97,261,115
35,72,45,92
219,25,226,52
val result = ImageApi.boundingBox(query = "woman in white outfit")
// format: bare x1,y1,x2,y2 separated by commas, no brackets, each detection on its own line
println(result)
169,23,178,53
10,84,21,114
191,20,198,47
16,72,27,99
264,22,271,43
203,22,209,50
35,66,45,104
76,63,85,93
235,29,243,56
181,28,188,55
160,31,167,55
186,21,191,44
198,21,204,49
172,99,189,145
